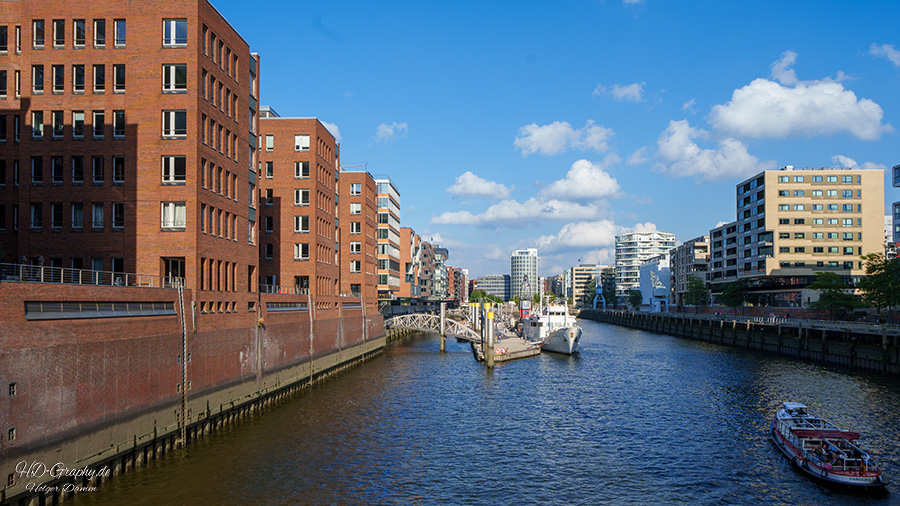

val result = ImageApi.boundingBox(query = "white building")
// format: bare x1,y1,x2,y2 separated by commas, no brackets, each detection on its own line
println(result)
615,231,676,296
510,248,538,300
639,255,670,312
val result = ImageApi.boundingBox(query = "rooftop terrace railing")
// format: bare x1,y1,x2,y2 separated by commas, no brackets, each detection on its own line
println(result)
0,262,184,289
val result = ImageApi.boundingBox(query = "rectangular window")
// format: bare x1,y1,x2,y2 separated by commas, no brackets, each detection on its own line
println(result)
163,19,187,46
793,204,804,211
53,19,64,47
113,110,125,137
294,215,309,233
112,202,124,229
49,203,63,229
350,241,361,253
72,156,83,183
294,161,309,179
31,111,43,138
92,110,104,138
0,26,6,53
92,202,104,229
72,203,83,229
52,65,63,92
113,64,125,92
162,110,186,137
114,19,125,46
350,183,362,196
812,176,822,182
265,161,273,178
72,111,84,138
793,176,804,182
265,134,274,151
14,70,19,98
51,156,63,183
93,64,105,92
0,70,6,96
827,176,838,183
350,202,361,215
113,156,124,184
264,243,273,260
265,188,273,205
31,203,42,229
294,189,309,206
93,19,105,47
294,134,310,152
778,176,788,183
162,156,186,183
843,218,853,227
32,64,44,93
793,219,804,225
73,65,84,92
351,221,361,234
293,243,309,260
778,204,788,211
92,156,104,184
350,260,361,273
73,19,85,47
161,202,186,229
793,190,804,196
162,64,186,92
51,110,63,138
812,190,822,196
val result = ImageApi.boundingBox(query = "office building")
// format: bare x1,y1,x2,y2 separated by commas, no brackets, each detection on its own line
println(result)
476,274,510,301
571,264,598,303
670,236,710,307
615,232,676,296
510,248,538,300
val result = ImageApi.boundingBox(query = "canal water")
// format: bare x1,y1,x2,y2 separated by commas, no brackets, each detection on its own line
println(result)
74,319,900,505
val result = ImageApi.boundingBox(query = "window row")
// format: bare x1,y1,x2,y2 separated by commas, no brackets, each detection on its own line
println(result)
5,201,126,231
776,261,862,269
777,189,861,198
777,203,861,212
778,246,862,254
263,134,310,152
0,155,125,186
201,24,240,82
201,69,239,121
13,64,125,97
776,218,863,226
199,257,239,293
21,19,125,51
200,159,239,201
27,110,125,140
200,204,238,241
778,232,862,240
263,160,310,179
201,114,239,160
777,175,861,184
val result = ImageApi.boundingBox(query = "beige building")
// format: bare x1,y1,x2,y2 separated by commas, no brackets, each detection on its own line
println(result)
670,236,710,307
712,166,884,306
571,264,598,303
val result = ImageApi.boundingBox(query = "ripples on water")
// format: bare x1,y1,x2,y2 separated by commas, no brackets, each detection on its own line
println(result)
74,320,900,506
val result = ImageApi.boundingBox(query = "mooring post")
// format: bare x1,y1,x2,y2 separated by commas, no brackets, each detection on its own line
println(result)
485,303,495,368
440,302,447,352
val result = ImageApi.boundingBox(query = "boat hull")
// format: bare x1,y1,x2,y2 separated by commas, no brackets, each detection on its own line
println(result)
541,326,581,355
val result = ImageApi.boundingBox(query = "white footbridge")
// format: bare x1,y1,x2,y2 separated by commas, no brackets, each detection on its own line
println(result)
384,313,481,342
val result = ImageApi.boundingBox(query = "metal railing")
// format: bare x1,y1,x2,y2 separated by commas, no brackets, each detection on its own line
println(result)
259,284,310,295
0,262,184,289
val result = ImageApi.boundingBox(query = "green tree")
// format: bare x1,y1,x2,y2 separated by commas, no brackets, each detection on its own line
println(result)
469,289,487,302
858,253,900,323
532,293,542,304
603,284,618,309
582,279,597,304
807,272,863,319
718,279,748,313
626,289,643,310
683,276,710,310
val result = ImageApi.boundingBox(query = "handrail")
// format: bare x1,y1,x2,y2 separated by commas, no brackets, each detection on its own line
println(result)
0,262,183,289
259,284,310,295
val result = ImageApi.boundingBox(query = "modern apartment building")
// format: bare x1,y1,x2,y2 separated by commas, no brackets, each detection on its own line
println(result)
615,232,676,296
510,248,538,300
669,235,710,307
398,226,422,298
373,175,400,299
450,266,468,302
258,110,338,296
418,240,434,298
475,274,510,301
711,166,884,306
893,164,899,245
338,168,376,301
432,245,448,298
571,264,598,303
0,1,260,312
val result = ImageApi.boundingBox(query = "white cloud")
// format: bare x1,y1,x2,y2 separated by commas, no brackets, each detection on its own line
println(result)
870,43,900,67
321,121,341,142
374,122,408,143
715,220,731,228
446,171,513,199
654,119,776,181
682,98,697,113
431,198,605,227
709,52,890,141
627,147,649,165
535,220,661,254
539,159,621,201
484,245,506,260
593,82,646,102
830,155,887,171
513,120,614,156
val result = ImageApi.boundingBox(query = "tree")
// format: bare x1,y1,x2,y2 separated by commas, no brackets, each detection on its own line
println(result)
532,293,542,304
683,276,710,310
807,272,863,319
626,289,643,310
718,279,748,313
469,289,487,302
858,253,900,323
582,279,597,305
603,284,618,309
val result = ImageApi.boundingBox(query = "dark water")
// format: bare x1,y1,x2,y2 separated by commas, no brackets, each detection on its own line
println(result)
74,319,900,505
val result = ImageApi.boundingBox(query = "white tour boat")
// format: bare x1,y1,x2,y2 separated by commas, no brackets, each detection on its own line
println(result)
771,402,887,488
522,303,582,355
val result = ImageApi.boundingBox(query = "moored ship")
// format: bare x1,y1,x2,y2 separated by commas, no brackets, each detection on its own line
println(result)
522,303,582,355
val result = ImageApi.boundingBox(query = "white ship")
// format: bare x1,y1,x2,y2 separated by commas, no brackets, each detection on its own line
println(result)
522,303,582,355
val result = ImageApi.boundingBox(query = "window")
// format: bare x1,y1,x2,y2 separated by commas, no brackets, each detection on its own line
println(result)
33,20,45,48
843,232,853,241
72,156,83,183
350,241,361,253
73,19,85,47
161,202,186,229
51,110,63,138
93,64,105,92
295,161,309,179
794,247,805,253
794,219,804,225
793,176,804,182
265,161,273,178
32,65,44,93
294,134,310,152
31,111,43,139
73,65,84,92
812,190,822,196
350,203,361,215
30,203,42,229
72,203,83,229
350,183,362,196
842,218,853,227
294,215,309,233
14,70,19,98
350,260,361,273
92,156,104,184
112,202,124,229
93,19,105,47
114,19,125,46
73,111,84,138
265,188,273,205
162,156,186,183
92,110,104,138
293,243,309,260
113,64,125,92
265,134,274,151
778,204,788,211
52,65,63,92
0,71,5,96
264,243,273,260
113,156,124,184
842,204,853,212
842,175,852,184
777,190,788,197
812,204,823,211
264,216,273,233
0,27,6,53
113,110,125,137
778,176,788,183
163,64,186,92
813,233,823,239
793,190,804,196
52,19,64,47
162,110,186,137
350,221,361,234
812,176,822,182
827,176,838,183
793,204,804,211
51,156,63,183
163,19,187,46
91,202,103,229
294,189,309,206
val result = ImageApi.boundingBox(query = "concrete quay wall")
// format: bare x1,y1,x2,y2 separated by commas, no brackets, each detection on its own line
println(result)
0,282,384,506
579,310,900,376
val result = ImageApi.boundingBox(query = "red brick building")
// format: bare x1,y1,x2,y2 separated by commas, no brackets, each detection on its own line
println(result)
0,1,260,315
337,169,376,303
258,108,338,297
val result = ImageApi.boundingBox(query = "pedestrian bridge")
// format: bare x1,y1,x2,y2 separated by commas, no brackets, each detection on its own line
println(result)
384,313,481,342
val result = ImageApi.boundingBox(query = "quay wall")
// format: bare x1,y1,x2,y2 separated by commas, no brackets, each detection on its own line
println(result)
579,310,900,376
0,282,384,505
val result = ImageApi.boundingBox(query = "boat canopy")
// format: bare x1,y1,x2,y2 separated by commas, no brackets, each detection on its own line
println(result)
789,428,860,440
782,402,808,413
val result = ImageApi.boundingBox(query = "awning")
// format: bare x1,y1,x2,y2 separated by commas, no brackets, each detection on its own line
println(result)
790,428,860,440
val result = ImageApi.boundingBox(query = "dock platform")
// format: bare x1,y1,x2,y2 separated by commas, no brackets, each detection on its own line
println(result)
472,336,542,362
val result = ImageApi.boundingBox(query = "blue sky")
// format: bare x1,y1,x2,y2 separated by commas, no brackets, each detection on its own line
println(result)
216,0,900,278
